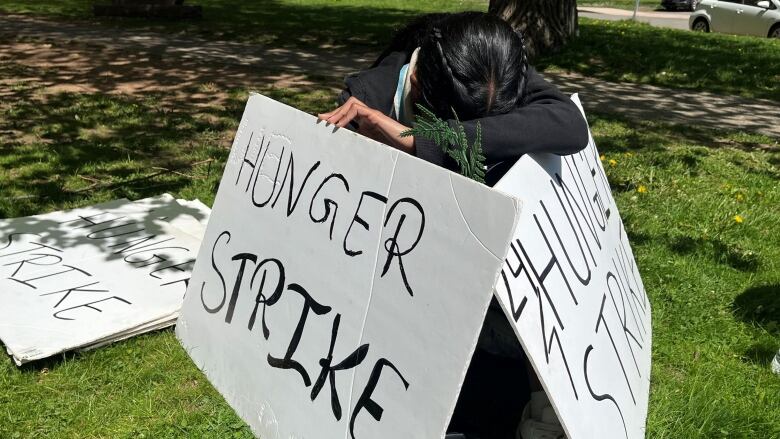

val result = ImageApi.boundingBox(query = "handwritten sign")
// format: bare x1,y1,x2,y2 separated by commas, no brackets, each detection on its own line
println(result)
493,96,652,439
176,94,520,439
0,195,208,365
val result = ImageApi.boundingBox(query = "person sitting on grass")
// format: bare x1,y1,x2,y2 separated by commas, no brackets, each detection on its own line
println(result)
318,11,589,186
321,11,585,439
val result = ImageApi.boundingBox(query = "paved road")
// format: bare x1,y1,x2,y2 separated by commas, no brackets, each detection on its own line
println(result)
579,7,691,30
1,13,778,139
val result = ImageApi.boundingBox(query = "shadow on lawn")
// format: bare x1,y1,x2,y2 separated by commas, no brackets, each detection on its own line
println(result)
732,284,780,336
732,284,779,367
538,19,780,101
587,111,778,155
0,88,233,216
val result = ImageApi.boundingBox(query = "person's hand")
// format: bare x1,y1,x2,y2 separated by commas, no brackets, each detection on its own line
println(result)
318,97,415,155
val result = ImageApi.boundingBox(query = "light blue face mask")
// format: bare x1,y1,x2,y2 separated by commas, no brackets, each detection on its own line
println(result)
392,48,420,127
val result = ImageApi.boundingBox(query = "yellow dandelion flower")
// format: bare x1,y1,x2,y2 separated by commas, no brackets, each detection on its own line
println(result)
733,215,744,224
735,193,744,201
609,159,618,167
637,185,647,193
600,155,605,161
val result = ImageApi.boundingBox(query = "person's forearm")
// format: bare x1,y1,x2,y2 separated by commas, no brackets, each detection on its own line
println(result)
372,114,415,155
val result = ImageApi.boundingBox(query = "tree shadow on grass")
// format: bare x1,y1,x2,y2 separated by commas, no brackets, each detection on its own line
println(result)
732,285,779,367
732,284,780,336
2,0,482,54
537,19,780,101
664,233,761,272
741,340,778,367
587,110,778,155
0,89,229,216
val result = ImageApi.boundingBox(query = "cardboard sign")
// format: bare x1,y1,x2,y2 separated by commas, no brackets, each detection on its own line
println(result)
176,94,520,439
0,195,208,365
493,96,652,439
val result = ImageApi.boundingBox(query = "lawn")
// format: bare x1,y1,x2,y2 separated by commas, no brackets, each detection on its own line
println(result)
579,0,645,9
545,19,780,101
1,2,779,438
2,1,778,101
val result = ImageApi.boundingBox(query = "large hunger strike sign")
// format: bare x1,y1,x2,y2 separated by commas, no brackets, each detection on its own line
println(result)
176,94,521,439
177,94,652,439
493,96,652,439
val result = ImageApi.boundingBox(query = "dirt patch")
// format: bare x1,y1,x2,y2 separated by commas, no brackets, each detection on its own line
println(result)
0,39,339,110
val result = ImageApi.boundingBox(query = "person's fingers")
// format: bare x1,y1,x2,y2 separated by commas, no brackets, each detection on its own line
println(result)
336,106,364,128
333,100,371,128
319,105,346,124
325,101,355,125
318,97,367,125
317,110,334,121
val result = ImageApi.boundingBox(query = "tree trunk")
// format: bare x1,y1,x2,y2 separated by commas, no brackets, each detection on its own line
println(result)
488,0,578,58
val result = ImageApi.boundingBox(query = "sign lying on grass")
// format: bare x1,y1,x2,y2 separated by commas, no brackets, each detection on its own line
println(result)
493,96,652,439
0,195,210,365
176,94,520,439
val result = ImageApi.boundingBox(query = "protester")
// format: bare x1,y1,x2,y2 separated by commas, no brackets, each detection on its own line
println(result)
321,12,586,438
318,11,588,186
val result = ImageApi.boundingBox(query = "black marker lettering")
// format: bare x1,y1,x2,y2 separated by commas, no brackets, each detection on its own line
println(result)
380,198,424,297
54,296,131,321
267,283,331,387
0,233,43,253
149,260,195,280
251,142,285,208
311,314,369,420
2,253,63,277
40,281,109,308
86,221,145,240
540,199,592,287
309,174,350,240
248,258,285,338
270,152,322,217
595,293,636,404
343,191,387,257
0,240,62,259
235,132,259,190
9,264,91,290
349,358,409,439
584,345,628,438
224,253,258,324
201,231,230,314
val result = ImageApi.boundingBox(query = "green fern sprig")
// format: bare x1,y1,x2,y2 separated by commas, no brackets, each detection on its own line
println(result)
401,104,486,183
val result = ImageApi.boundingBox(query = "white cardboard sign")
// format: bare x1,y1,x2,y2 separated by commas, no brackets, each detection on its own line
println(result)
176,94,520,439
0,196,207,364
493,96,652,439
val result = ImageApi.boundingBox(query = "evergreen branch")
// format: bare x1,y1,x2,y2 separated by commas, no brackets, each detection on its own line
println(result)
402,104,485,183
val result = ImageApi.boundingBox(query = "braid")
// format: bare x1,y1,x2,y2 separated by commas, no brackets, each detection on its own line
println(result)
432,27,456,89
514,29,530,104
428,26,459,116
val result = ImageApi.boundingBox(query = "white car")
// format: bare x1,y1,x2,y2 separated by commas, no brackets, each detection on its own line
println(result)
689,0,780,38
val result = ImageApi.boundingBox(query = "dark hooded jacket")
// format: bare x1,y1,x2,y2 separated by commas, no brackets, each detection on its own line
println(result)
338,50,589,186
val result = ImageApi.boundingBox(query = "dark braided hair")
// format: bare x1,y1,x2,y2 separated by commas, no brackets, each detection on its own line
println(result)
416,12,529,121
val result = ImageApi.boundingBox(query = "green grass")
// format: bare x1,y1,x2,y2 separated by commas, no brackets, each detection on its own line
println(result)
0,0,486,49
540,18,780,100
1,2,779,437
2,1,778,101
590,114,780,438
579,0,646,9
2,48,779,438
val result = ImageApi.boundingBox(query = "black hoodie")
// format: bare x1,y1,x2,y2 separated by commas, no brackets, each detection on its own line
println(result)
338,51,590,186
